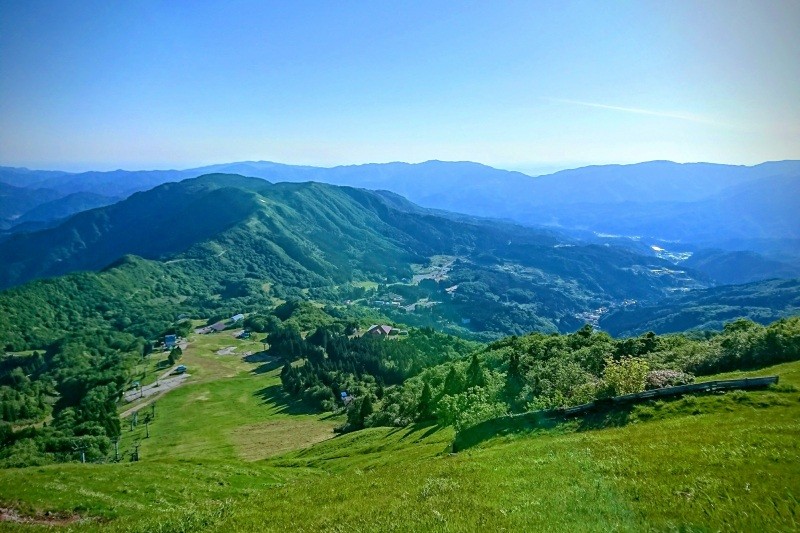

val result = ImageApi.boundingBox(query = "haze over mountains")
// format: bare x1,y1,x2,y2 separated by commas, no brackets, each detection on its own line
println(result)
0,173,711,336
2,159,798,289
0,167,798,338
2,160,798,251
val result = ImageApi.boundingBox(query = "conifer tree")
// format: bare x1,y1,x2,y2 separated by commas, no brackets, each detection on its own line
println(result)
443,366,464,396
504,351,524,406
418,382,433,420
466,353,486,388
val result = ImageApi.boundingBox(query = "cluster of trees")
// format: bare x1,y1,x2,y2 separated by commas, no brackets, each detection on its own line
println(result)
395,317,800,431
0,330,144,467
268,302,477,430
0,254,281,468
278,325,475,412
278,316,800,434
0,353,48,423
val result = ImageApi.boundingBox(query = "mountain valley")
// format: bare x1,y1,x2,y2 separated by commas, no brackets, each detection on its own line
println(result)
0,164,798,533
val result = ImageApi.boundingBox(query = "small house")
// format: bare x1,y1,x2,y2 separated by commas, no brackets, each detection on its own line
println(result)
231,314,245,323
364,324,400,336
165,334,177,349
211,321,226,332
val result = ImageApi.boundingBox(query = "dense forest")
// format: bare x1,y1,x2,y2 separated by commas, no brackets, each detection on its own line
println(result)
278,315,800,433
0,255,273,467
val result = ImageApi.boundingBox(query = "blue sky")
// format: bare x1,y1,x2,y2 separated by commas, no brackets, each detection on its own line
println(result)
1,0,798,174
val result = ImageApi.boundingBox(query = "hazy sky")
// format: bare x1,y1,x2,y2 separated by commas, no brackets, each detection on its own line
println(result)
1,0,798,173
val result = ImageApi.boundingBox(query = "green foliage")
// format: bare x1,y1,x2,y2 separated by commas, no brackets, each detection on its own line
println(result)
601,356,649,396
466,353,486,388
601,278,800,336
244,313,281,333
376,317,800,430
417,382,434,421
168,346,183,366
438,387,507,432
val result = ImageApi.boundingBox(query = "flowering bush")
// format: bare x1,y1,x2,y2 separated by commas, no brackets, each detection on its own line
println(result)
645,369,694,390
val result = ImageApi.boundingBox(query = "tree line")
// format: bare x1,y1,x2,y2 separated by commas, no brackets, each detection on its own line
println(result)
276,315,800,433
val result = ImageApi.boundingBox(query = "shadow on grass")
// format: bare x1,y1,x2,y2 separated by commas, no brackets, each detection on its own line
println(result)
253,384,321,416
394,420,439,442
453,404,638,452
251,359,283,375
243,352,284,375
243,351,272,363
453,386,798,452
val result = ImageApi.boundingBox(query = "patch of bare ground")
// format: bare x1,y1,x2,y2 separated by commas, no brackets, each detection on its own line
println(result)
0,506,84,526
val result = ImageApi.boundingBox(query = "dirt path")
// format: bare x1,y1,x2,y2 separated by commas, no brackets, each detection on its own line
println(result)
121,366,191,418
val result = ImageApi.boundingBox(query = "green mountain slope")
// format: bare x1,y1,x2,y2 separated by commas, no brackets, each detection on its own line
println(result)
0,175,269,288
600,278,800,336
4,160,798,258
0,255,207,351
0,173,716,338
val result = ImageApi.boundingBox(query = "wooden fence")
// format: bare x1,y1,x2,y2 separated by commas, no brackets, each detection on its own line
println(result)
553,376,779,418
453,375,780,452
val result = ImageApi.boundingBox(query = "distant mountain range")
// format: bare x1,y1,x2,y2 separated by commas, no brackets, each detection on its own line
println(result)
2,160,798,257
1,159,798,334
1,173,738,338
3,159,798,288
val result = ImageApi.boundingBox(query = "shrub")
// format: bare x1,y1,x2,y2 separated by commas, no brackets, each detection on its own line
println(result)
602,356,649,396
645,369,694,390
438,387,507,432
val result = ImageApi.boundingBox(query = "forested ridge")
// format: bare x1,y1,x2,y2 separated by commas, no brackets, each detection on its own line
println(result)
1,174,799,468
0,173,731,339
275,310,800,434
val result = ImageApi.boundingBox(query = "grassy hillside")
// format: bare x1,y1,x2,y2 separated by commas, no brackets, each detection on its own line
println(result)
0,349,797,531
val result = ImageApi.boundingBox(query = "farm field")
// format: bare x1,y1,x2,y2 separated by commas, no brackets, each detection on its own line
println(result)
1,353,798,531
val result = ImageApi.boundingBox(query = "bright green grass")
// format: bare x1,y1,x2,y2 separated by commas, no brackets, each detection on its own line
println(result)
118,331,340,463
216,363,800,532
1,362,799,531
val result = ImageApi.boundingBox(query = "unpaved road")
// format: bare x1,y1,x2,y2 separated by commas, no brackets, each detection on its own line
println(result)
121,366,190,418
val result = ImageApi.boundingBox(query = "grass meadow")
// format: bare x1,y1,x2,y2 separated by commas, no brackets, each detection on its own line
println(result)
0,334,798,532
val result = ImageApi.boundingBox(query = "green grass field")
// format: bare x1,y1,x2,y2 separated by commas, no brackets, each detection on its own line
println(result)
1,344,798,531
